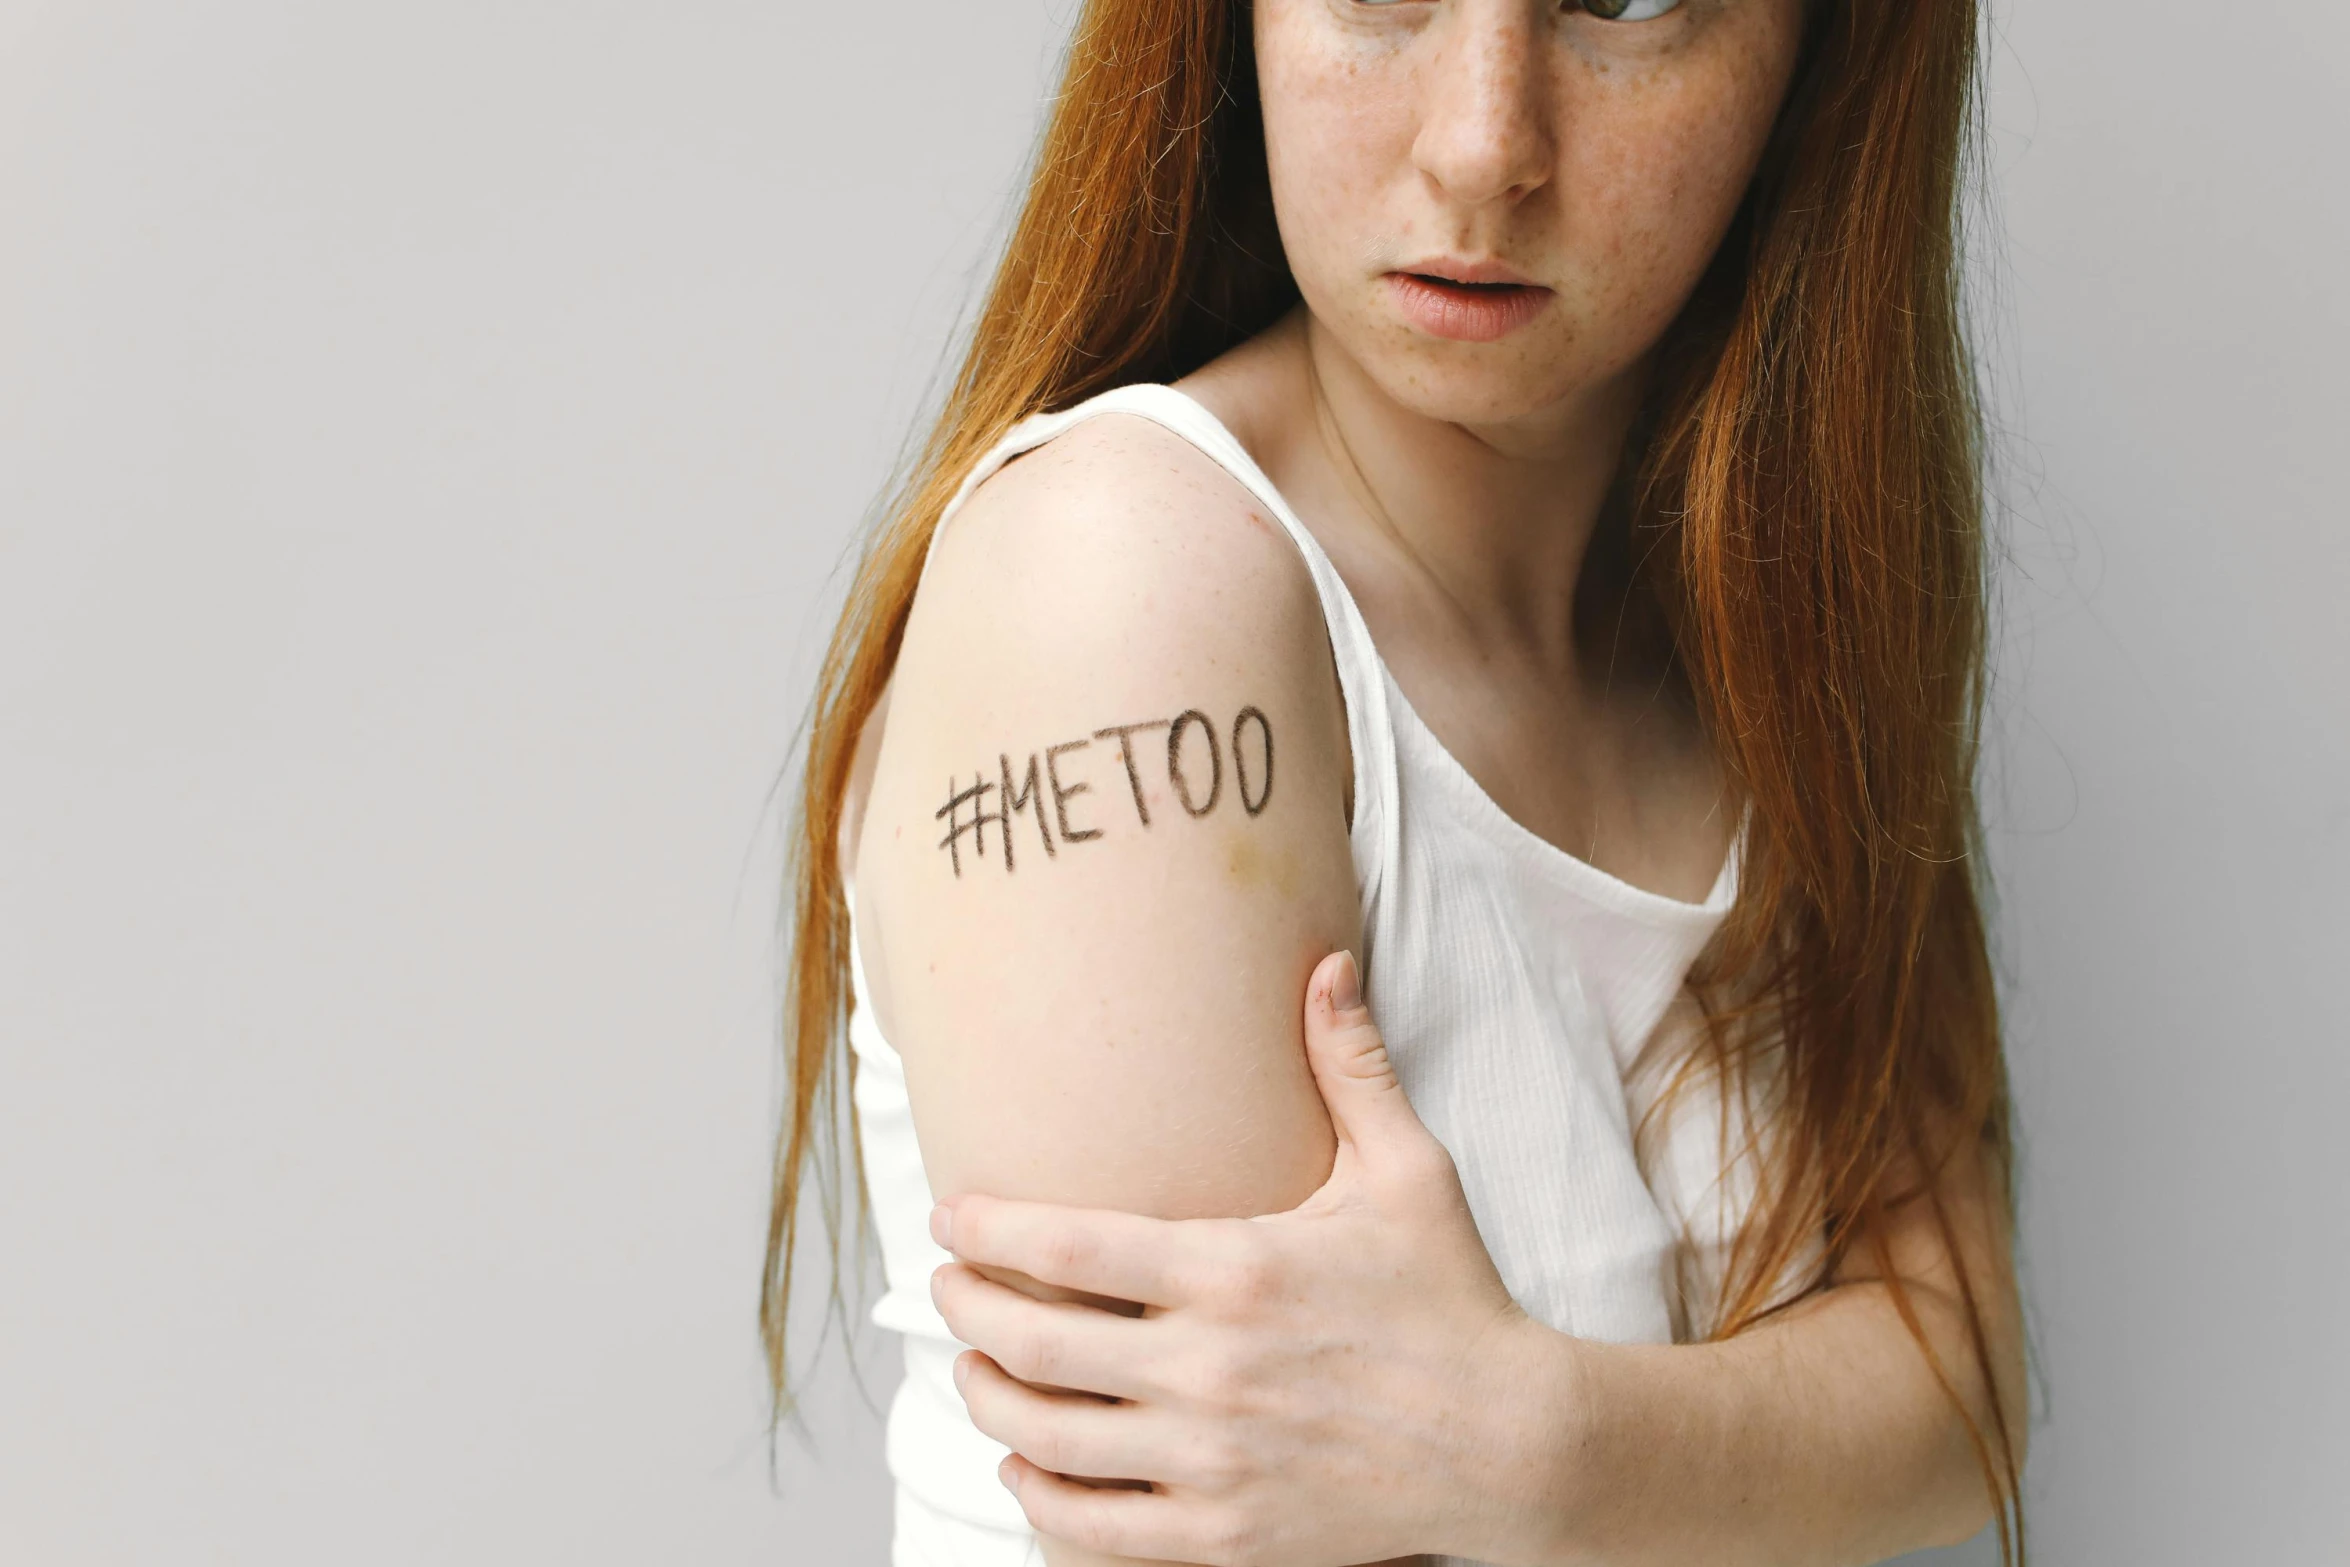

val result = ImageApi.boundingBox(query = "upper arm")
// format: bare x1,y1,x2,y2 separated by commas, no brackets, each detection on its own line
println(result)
856,413,1360,1229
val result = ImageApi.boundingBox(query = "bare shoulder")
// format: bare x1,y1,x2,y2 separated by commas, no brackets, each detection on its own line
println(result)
912,410,1328,680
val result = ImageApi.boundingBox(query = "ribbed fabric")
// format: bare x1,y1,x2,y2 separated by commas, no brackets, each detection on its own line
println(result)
846,384,1793,1567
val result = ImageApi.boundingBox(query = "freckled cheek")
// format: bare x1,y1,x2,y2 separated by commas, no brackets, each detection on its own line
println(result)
1558,103,1774,341
1560,155,1704,335
1261,61,1416,305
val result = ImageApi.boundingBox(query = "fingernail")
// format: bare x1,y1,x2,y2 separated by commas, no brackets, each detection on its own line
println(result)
953,1353,971,1392
1330,950,1362,1014
998,1457,1020,1493
930,1267,945,1307
929,1202,952,1249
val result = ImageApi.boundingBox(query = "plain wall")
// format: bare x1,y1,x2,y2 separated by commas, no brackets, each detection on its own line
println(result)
0,3,2340,1563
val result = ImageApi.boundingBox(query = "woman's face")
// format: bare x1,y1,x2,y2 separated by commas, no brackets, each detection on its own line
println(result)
1257,0,1806,436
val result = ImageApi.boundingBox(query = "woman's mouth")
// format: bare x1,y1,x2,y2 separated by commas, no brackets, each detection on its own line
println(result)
1384,268,1553,343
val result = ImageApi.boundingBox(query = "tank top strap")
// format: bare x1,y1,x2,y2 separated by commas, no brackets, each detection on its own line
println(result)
927,380,1401,937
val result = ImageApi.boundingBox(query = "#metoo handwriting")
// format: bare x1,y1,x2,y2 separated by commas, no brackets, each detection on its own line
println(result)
935,705,1275,877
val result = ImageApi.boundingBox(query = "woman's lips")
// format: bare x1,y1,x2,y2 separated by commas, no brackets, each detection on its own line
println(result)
1384,271,1553,342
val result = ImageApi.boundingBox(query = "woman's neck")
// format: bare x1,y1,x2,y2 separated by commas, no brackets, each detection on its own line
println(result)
1293,311,1647,681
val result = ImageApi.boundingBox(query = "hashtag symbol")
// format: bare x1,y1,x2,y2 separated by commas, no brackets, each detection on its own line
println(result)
934,774,1002,878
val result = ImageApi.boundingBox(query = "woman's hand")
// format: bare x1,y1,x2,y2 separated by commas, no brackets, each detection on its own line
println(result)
929,951,1569,1567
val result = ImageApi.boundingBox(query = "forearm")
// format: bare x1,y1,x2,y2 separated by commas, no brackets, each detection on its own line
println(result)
1040,1534,1419,1567
1492,1281,2013,1567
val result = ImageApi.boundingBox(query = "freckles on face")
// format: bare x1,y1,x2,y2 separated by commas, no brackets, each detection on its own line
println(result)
1256,9,1416,272
1255,0,1806,424
1553,16,1802,366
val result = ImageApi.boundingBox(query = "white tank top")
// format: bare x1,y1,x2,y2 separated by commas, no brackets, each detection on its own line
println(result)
845,384,1791,1567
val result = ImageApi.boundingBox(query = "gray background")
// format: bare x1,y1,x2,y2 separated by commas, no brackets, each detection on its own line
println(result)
1,2,2341,1563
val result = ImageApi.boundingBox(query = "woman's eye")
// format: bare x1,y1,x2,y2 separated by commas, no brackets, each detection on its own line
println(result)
1576,0,1685,19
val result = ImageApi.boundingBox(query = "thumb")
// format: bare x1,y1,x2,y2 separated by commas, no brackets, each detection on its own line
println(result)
1303,950,1431,1162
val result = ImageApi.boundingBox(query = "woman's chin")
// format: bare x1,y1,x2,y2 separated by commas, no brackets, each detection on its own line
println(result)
1302,295,1625,436
1359,349,1605,437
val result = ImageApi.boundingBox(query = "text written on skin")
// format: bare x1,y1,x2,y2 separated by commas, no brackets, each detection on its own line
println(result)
935,705,1275,877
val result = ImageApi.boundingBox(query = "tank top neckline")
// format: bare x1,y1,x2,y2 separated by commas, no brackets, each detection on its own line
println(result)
967,380,1741,928
1381,673,1740,926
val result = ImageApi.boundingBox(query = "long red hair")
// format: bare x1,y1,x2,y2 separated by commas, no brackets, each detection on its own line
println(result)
765,0,2020,1555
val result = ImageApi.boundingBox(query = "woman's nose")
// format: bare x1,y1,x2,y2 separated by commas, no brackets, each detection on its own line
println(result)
1410,3,1556,209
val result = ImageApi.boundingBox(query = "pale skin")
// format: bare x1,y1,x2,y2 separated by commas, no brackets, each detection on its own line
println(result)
849,0,2026,1563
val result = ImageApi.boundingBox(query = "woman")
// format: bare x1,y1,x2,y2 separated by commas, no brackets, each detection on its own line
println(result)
769,1,2026,1564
